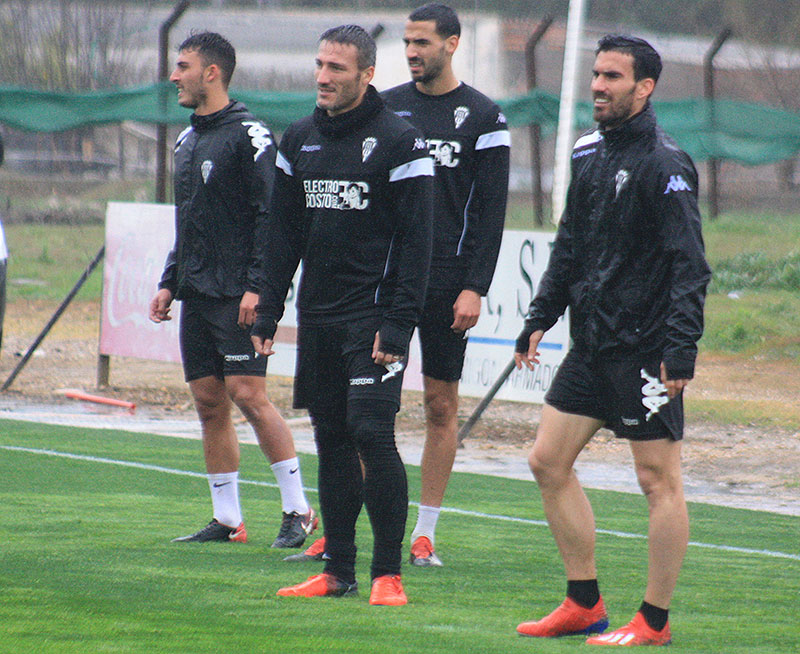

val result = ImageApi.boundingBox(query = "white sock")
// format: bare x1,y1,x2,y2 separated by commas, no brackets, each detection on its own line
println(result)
271,457,309,514
412,505,441,545
208,472,242,527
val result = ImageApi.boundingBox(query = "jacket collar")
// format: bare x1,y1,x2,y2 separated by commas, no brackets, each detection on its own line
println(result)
600,101,656,148
313,85,384,139
190,100,238,132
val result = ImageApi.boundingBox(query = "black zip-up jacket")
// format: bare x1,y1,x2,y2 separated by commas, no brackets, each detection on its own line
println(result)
252,87,433,356
158,101,276,300
520,103,711,379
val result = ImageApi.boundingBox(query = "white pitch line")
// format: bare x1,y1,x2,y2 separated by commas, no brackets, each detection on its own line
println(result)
3,444,799,563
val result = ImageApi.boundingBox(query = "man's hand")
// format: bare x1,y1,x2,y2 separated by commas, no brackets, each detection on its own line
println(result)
372,331,403,367
238,291,259,329
514,329,544,370
149,288,173,323
660,362,690,399
451,289,482,332
251,335,275,358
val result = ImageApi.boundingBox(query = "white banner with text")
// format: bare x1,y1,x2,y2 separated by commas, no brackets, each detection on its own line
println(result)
100,202,568,404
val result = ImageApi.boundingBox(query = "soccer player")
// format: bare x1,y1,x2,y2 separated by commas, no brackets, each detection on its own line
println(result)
382,3,510,566
251,25,433,605
149,31,316,548
514,35,711,645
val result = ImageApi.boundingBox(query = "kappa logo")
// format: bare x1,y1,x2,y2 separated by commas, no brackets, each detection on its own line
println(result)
615,169,630,198
381,360,405,382
664,174,692,194
224,354,251,362
497,112,507,124
201,160,214,184
350,377,375,386
413,137,427,151
640,368,669,421
301,144,322,152
454,105,470,129
362,136,377,162
428,139,461,168
242,120,272,161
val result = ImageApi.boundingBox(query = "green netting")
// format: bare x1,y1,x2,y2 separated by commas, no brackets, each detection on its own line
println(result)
0,81,316,133
497,90,800,165
2,82,800,165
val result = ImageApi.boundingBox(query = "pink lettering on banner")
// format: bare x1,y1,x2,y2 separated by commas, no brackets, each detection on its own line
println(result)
99,202,301,369
100,203,182,362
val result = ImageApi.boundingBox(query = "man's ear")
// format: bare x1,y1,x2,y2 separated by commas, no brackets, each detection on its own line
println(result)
636,77,655,101
360,65,375,86
446,34,459,56
204,63,221,84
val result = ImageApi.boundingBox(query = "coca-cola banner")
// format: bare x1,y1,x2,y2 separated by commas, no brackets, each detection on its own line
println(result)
101,202,182,362
99,202,301,374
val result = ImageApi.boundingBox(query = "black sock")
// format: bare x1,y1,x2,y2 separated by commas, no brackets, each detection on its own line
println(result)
567,579,600,609
639,601,669,631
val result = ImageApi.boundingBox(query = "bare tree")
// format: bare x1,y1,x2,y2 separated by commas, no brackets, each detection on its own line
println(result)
0,1,149,91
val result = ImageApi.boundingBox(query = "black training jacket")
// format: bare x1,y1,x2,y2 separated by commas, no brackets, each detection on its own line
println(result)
158,101,276,300
252,87,433,356
381,82,510,294
522,103,711,379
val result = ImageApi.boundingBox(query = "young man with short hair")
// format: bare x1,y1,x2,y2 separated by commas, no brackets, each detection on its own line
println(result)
150,31,316,548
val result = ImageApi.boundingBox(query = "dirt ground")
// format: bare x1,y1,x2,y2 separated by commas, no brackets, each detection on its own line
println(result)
2,300,798,515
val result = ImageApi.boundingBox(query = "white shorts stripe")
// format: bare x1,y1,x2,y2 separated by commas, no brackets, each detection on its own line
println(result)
389,157,434,182
475,129,511,150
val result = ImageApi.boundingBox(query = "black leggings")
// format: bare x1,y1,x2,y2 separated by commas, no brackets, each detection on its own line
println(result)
310,398,408,583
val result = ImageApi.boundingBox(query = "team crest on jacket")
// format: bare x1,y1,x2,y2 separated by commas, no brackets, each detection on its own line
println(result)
615,169,630,198
362,137,377,162
454,106,470,129
201,160,214,184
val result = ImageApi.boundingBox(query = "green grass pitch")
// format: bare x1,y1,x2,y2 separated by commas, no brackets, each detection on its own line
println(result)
1,418,797,653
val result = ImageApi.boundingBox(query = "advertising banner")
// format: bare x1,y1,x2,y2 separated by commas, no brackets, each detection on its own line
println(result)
100,203,568,404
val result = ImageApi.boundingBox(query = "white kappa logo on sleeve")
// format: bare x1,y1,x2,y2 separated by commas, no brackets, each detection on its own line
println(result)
664,174,691,194
242,121,273,162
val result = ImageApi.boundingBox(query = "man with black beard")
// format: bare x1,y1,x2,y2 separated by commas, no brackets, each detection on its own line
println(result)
251,25,433,606
381,3,510,568
514,35,710,646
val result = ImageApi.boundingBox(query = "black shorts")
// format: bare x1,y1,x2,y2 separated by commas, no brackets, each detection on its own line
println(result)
294,316,406,413
179,295,267,382
417,288,469,382
544,348,684,441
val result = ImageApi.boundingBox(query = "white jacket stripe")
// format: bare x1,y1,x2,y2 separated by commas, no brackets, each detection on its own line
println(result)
276,150,293,176
389,157,434,182
475,129,511,150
